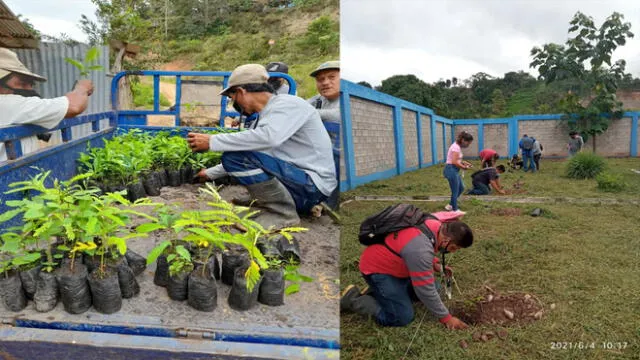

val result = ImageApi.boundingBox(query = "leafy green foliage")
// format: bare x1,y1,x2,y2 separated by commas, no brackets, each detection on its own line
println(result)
167,245,193,276
284,263,313,295
596,172,626,192
565,152,606,179
65,46,104,78
131,80,171,108
530,12,634,152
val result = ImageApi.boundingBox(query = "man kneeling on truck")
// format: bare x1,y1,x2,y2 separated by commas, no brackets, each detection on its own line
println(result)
341,211,473,330
187,64,337,229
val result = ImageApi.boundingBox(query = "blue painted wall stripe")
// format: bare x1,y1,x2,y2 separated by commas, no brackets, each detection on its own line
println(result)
477,123,484,152
340,92,357,191
631,113,638,157
416,112,424,167
393,106,405,174
431,116,437,165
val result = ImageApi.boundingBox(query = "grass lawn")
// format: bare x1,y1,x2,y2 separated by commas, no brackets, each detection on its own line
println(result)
340,192,640,358
342,158,640,201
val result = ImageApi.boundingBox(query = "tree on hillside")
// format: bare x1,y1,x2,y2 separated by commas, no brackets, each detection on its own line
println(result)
491,89,506,116
530,11,633,153
357,81,372,88
79,0,154,45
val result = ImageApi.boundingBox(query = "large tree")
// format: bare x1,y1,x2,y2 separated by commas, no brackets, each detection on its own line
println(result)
530,12,633,152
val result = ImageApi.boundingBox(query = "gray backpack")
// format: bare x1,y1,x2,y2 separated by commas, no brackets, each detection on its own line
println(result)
521,137,534,150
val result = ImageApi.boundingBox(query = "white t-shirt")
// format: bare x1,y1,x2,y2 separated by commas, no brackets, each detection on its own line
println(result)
0,95,69,162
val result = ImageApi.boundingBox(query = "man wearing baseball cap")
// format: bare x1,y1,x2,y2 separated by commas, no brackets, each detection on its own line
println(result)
265,61,291,96
307,60,340,129
0,48,94,162
187,64,336,229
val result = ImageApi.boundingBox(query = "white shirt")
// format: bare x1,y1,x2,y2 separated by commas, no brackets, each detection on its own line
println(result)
209,94,337,196
0,95,69,162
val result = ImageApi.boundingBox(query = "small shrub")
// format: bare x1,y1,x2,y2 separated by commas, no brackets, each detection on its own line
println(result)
131,81,170,108
596,172,626,192
565,152,605,179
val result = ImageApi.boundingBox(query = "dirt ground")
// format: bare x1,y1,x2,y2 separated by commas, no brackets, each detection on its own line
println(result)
452,291,545,326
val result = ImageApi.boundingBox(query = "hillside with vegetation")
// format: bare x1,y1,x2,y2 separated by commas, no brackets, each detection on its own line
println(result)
23,0,339,99
368,71,640,120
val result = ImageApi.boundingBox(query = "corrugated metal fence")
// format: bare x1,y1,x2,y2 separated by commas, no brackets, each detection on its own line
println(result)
15,42,110,114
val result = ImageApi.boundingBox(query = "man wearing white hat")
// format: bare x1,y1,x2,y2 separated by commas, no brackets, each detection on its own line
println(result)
187,64,337,229
0,48,94,162
307,60,340,131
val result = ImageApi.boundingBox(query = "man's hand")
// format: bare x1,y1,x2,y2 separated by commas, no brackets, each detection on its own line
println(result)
74,79,94,96
433,263,453,277
231,119,240,127
444,316,468,330
187,132,211,152
193,168,208,183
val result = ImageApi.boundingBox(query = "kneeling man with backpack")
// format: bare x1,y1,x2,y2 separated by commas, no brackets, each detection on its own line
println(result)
341,204,473,330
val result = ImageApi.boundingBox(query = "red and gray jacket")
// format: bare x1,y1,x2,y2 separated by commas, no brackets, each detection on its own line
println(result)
359,219,451,324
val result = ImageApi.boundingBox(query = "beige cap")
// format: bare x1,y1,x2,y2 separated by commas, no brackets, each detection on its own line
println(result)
0,48,46,82
310,60,340,77
219,64,269,96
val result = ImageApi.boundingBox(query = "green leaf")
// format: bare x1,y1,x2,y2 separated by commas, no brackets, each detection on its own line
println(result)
146,240,171,265
175,245,191,261
87,65,104,71
0,208,23,223
86,217,98,234
65,58,84,71
84,47,100,63
108,236,127,255
135,223,165,233
285,283,300,295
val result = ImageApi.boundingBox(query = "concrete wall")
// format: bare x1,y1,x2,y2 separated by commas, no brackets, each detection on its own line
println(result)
435,123,444,162
484,124,509,157
445,124,453,157
350,97,396,177
421,114,432,164
402,109,419,169
582,117,632,156
455,124,479,158
518,119,569,157
517,117,633,157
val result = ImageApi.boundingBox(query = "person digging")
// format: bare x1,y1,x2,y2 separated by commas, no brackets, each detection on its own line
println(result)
187,64,337,230
466,164,506,195
341,214,473,329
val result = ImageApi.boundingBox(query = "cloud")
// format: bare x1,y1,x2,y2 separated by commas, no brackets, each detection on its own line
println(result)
341,0,640,84
5,0,97,43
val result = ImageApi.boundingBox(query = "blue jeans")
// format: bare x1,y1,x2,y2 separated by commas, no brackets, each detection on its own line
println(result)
221,151,326,215
443,164,464,210
467,182,490,195
522,152,537,172
364,274,415,327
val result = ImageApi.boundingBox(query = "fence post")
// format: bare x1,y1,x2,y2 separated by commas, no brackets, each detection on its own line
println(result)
153,75,160,115
631,112,638,157
174,75,182,127
393,106,405,175
509,117,519,157
431,116,437,164
340,87,356,192
477,123,484,153
441,122,447,162
416,112,423,168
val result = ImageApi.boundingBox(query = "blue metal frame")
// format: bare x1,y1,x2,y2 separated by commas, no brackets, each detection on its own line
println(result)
339,79,640,192
110,70,297,127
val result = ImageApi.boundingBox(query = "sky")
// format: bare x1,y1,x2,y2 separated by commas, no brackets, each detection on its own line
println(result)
6,0,96,43
341,0,640,86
